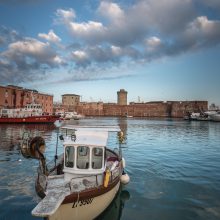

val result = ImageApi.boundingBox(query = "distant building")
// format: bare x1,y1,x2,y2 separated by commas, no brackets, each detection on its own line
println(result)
0,85,53,114
117,89,127,105
62,94,80,111
209,103,219,111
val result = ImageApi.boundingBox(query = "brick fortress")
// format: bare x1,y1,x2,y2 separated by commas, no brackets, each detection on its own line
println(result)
66,89,208,118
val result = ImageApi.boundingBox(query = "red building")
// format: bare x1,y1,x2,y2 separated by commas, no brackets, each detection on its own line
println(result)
0,85,53,114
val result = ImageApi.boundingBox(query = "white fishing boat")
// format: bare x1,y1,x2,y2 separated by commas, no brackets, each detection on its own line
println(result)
20,125,130,220
184,112,209,121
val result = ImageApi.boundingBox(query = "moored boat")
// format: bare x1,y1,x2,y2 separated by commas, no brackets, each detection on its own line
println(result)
0,115,59,124
0,103,59,124
183,112,200,120
183,112,210,121
64,112,85,120
210,112,220,122
20,125,130,220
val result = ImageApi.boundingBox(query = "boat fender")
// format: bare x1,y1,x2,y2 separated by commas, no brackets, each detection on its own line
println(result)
120,172,130,185
122,157,126,169
104,169,111,188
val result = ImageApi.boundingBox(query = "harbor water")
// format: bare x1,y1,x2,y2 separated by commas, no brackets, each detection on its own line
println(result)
0,118,220,220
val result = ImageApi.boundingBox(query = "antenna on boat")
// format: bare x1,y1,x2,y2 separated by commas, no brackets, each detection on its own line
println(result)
117,131,125,159
54,129,59,166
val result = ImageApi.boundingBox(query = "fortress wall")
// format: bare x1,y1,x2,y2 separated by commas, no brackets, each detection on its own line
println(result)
75,101,208,118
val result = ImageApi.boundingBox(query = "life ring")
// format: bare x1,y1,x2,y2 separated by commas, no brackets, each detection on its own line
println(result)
104,169,110,188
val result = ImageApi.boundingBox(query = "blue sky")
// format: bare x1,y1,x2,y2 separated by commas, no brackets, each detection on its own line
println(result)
0,0,220,105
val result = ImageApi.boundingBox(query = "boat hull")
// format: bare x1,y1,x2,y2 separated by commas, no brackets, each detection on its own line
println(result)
0,115,58,124
210,114,220,122
48,181,120,220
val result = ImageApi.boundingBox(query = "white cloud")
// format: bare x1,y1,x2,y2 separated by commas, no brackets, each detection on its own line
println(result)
38,29,61,43
193,16,218,33
1,1,220,84
69,21,106,38
56,8,75,21
6,38,53,60
111,45,122,56
55,0,194,46
56,8,106,43
53,55,64,64
0,37,64,83
183,16,220,49
146,37,161,48
97,2,124,23
72,50,88,60
54,1,220,67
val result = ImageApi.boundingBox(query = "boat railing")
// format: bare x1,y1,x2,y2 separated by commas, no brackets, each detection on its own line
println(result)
36,154,64,191
46,154,64,175
68,165,120,191
69,174,102,191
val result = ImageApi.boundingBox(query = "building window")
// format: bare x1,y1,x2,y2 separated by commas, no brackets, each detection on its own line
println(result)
5,90,8,98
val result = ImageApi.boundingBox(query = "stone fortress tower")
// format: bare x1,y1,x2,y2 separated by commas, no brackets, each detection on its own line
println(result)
117,89,127,105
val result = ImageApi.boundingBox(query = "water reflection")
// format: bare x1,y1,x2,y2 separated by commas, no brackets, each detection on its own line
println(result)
117,118,128,136
0,124,56,151
0,118,220,220
96,187,130,220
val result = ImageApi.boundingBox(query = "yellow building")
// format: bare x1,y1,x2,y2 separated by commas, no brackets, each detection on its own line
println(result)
117,89,127,105
62,94,80,111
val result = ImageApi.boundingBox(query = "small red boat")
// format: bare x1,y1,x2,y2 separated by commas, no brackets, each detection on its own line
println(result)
0,103,59,124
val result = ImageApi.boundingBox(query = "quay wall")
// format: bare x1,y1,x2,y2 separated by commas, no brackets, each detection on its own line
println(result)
76,101,208,118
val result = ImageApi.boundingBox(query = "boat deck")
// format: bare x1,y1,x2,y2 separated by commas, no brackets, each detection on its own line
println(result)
32,160,119,217
32,174,100,217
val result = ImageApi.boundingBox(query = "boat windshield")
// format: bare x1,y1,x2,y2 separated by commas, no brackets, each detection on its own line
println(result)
65,146,74,168
64,145,104,170
77,146,90,169
92,148,103,169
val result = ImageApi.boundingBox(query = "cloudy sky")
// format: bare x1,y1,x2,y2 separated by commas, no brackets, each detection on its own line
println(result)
0,0,220,104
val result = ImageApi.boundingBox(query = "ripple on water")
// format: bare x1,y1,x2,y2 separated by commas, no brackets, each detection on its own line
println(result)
0,119,220,220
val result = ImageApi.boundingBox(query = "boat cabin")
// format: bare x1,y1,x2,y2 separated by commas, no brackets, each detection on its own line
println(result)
61,126,120,182
0,103,43,118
